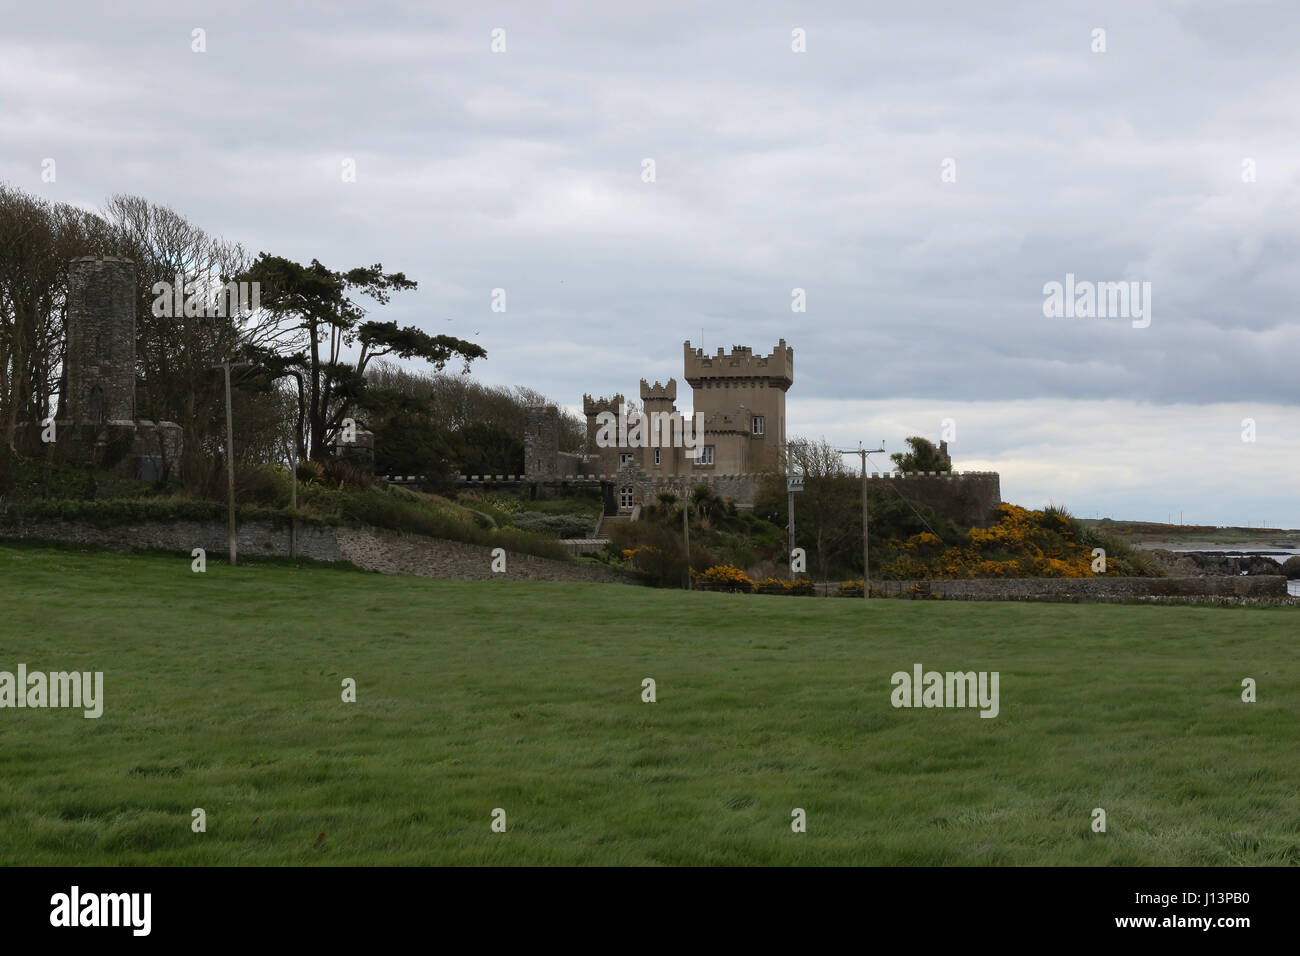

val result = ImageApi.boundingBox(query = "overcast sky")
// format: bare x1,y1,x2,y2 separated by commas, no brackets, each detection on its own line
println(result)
3,0,1297,526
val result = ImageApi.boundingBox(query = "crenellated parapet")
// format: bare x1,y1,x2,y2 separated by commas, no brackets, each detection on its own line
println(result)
639,379,677,403
683,339,794,390
582,393,625,418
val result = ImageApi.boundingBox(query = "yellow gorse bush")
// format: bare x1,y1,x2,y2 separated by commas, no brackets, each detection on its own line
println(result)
881,504,1099,579
691,565,756,592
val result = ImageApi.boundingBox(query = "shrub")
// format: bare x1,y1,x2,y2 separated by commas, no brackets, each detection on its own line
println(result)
491,526,569,561
606,522,695,587
1281,556,1300,579
321,457,373,490
507,511,593,539
234,462,291,507
691,564,755,593
297,459,325,484
755,577,816,596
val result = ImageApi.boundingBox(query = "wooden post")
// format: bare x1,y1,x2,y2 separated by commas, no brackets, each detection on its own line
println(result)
222,361,237,566
289,442,297,559
683,502,691,590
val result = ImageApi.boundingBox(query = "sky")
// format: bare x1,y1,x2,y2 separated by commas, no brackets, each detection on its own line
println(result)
2,0,1297,526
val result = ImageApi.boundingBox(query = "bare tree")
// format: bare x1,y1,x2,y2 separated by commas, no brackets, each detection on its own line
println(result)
100,194,302,486
784,436,859,581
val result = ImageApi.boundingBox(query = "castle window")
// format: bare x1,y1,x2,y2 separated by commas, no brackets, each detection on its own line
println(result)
620,452,635,466
654,449,661,466
619,486,634,508
752,416,765,436
697,445,715,466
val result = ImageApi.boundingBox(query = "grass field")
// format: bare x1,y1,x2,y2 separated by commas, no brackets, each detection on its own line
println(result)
1,542,1296,866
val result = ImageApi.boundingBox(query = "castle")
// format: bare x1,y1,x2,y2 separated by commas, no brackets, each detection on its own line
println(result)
520,337,1001,525
525,340,793,509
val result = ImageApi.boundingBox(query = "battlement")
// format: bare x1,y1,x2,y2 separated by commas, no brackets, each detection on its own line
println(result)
868,471,1001,479
582,393,625,417
639,379,677,402
683,339,794,389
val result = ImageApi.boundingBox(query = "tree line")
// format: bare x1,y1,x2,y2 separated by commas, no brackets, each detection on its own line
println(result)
0,182,573,497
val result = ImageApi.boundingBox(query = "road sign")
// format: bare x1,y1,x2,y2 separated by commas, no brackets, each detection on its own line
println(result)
787,475,804,492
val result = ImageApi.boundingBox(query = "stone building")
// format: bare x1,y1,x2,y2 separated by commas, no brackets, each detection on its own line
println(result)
521,336,1002,524
525,339,793,508
51,256,182,480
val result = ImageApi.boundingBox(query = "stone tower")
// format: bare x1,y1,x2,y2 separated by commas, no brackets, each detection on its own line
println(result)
683,339,793,472
524,405,560,477
52,256,182,480
62,257,138,425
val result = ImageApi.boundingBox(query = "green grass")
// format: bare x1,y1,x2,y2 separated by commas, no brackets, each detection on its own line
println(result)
0,542,1296,866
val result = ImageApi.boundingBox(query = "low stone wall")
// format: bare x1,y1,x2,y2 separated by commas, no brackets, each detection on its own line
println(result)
851,576,1290,604
0,515,343,561
0,516,636,586
332,527,632,583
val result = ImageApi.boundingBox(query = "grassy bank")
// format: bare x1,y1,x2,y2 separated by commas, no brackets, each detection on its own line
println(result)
0,544,1295,865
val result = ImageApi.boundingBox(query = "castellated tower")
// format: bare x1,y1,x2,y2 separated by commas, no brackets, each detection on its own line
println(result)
582,392,624,474
63,257,138,425
683,339,793,473
639,378,682,473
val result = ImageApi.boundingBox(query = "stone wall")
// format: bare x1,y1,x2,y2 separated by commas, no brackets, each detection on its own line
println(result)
0,517,637,586
0,516,344,562
632,472,758,505
414,469,1002,522
332,527,633,583
868,471,1002,527
858,575,1290,603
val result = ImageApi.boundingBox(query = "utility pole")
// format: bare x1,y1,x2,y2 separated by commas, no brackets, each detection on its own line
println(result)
212,360,250,566
785,472,804,579
683,500,691,590
289,440,298,559
788,484,796,566
836,444,886,598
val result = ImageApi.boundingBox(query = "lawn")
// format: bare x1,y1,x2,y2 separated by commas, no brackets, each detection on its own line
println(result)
0,542,1296,866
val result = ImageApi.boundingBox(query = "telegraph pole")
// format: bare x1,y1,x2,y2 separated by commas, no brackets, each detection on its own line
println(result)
837,444,886,598
683,499,691,590
785,472,804,579
289,440,298,559
212,360,251,566
787,484,795,564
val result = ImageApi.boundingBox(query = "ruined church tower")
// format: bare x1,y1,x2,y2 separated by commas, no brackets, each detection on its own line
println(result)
60,256,138,425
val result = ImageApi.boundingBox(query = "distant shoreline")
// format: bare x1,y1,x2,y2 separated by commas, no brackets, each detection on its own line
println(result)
1135,541,1299,553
